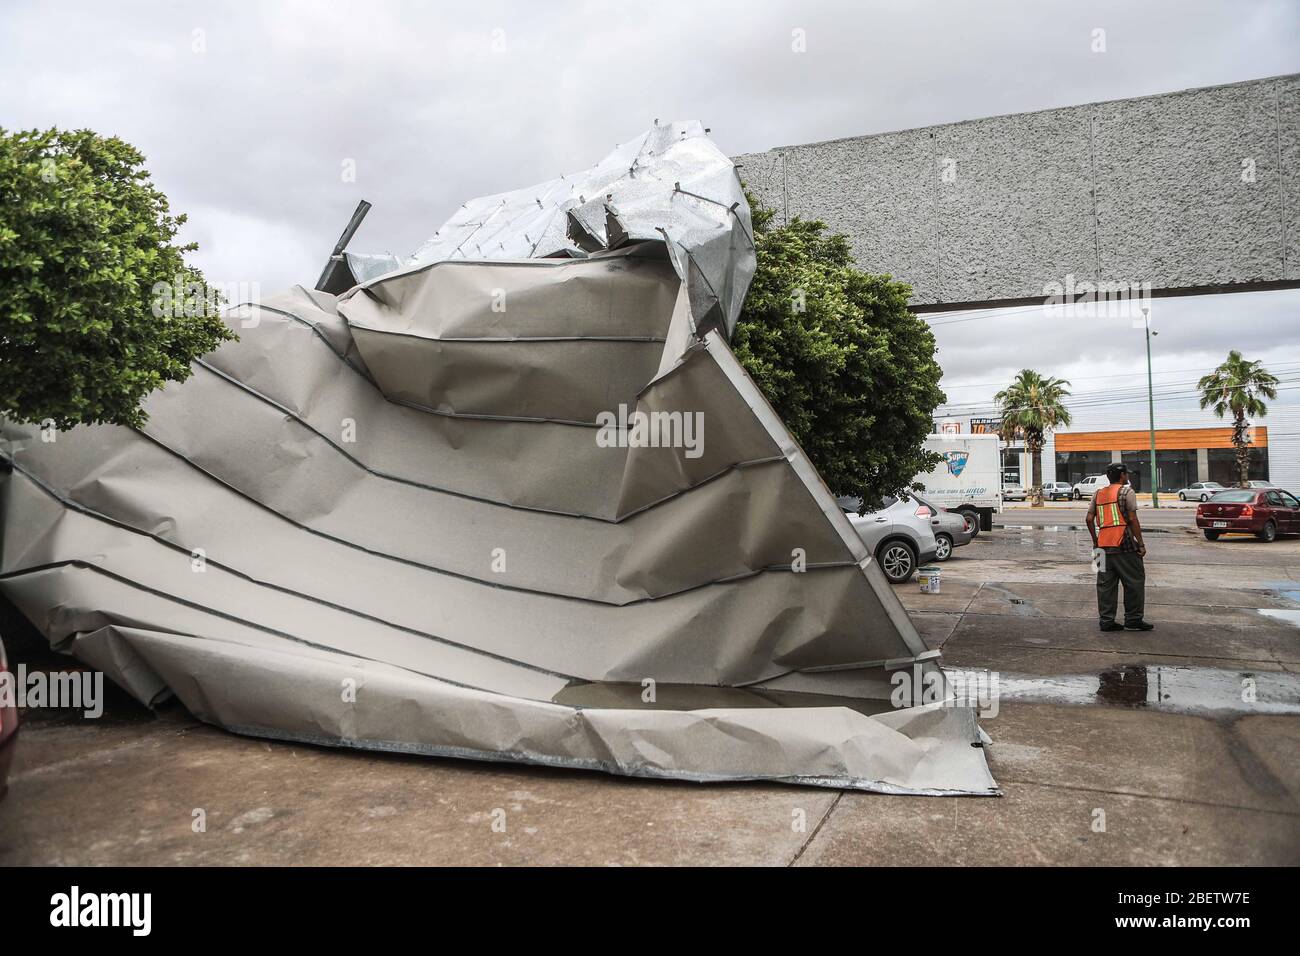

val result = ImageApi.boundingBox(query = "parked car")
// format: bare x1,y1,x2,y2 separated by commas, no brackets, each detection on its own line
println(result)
1196,489,1300,542
0,636,16,802
908,492,973,562
838,495,939,584
1003,483,1027,502
1242,480,1278,489
1042,481,1074,501
1072,475,1106,499
1177,481,1229,502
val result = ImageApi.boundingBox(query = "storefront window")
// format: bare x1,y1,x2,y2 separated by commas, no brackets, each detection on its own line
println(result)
1208,447,1269,485
1121,449,1197,493
1055,451,1112,486
1001,449,1022,484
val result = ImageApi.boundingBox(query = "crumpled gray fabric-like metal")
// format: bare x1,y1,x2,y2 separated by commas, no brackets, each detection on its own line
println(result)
350,120,756,340
0,123,996,795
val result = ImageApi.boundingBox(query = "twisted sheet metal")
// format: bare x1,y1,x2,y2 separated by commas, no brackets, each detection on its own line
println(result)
0,124,995,794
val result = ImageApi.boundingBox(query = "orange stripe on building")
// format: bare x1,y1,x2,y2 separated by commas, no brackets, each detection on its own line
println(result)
1053,426,1268,452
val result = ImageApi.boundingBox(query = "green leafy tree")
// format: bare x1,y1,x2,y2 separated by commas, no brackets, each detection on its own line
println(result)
1197,350,1278,486
732,193,945,507
994,369,1072,506
0,127,234,430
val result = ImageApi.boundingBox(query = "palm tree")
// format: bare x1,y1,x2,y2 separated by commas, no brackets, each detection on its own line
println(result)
994,370,1073,507
1197,351,1278,487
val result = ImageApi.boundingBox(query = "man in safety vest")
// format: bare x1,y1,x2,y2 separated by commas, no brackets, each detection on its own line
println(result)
1085,462,1154,632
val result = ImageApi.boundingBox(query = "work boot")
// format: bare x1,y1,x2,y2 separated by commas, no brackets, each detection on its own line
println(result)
1124,620,1155,631
1099,622,1124,632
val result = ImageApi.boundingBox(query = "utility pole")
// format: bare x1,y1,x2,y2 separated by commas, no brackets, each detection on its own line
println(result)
1142,306,1159,508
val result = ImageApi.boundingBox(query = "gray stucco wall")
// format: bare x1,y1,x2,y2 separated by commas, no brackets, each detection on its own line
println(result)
736,74,1300,310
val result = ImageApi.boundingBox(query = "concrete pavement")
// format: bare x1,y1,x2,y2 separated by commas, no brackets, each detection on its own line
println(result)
2,519,1298,866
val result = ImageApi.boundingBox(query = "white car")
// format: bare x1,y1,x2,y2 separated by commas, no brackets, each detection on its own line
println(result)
1042,481,1074,501
1003,483,1027,501
838,496,939,584
1072,475,1106,499
1177,481,1228,502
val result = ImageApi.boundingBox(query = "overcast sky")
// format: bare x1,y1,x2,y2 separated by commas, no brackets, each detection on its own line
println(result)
3,0,1298,419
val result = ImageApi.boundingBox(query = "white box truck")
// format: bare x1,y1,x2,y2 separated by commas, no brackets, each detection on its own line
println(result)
914,434,1003,534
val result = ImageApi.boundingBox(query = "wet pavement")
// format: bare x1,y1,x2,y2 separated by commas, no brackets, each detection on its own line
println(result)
1,513,1298,865
945,664,1300,716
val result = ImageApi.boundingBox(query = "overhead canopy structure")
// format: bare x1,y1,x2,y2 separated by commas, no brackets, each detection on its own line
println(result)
0,122,996,794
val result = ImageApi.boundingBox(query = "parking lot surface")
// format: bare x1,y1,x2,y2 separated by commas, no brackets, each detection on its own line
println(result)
2,512,1297,865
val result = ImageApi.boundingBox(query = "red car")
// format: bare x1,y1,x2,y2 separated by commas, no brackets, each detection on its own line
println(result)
1196,488,1300,542
0,637,16,800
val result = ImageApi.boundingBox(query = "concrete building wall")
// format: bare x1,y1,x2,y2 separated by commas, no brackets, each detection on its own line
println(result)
736,74,1300,310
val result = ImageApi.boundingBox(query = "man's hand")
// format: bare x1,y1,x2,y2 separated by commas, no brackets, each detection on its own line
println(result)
1128,507,1144,557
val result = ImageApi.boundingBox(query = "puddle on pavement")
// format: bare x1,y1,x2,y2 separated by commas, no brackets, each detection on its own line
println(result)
1258,586,1300,626
555,665,1300,717
1258,609,1300,627
1267,583,1300,601
1000,525,1087,532
998,524,1182,534
945,664,1300,716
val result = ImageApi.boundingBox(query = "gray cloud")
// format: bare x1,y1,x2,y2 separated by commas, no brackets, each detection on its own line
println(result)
3,0,1298,413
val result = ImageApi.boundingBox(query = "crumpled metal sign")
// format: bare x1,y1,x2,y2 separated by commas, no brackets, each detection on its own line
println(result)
0,122,995,795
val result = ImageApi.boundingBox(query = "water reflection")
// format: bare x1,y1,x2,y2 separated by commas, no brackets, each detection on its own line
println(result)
1096,664,1149,707
945,665,1300,715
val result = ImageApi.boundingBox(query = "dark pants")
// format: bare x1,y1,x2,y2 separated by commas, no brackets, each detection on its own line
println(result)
1097,550,1145,625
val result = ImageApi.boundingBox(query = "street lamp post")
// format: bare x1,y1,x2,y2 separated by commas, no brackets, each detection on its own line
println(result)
1142,306,1159,509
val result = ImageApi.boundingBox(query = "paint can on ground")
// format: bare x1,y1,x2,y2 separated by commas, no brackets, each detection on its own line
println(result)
918,566,942,594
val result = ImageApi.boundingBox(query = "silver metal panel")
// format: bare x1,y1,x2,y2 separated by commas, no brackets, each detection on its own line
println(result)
0,124,994,795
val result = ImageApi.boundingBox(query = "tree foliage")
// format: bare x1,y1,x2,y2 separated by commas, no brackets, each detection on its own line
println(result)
994,369,1072,502
1197,350,1278,486
732,193,945,506
0,127,234,429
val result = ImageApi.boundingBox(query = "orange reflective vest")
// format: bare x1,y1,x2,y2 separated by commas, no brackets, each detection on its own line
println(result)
1094,483,1130,548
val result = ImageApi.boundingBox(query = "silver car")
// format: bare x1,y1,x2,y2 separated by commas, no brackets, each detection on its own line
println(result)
908,493,972,561
1176,481,1228,502
1003,483,1027,502
838,495,939,584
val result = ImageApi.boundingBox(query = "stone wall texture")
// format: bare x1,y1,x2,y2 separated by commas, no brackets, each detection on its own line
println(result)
735,74,1300,310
